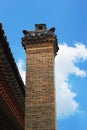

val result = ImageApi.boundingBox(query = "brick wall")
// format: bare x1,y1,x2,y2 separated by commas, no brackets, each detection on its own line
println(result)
25,42,56,130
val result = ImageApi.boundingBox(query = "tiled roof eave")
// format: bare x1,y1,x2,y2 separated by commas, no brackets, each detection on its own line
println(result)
0,23,25,95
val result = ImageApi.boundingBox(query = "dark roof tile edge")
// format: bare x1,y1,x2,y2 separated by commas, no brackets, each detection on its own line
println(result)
0,23,25,95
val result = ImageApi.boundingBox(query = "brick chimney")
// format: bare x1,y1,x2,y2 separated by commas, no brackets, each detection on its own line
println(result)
22,24,59,130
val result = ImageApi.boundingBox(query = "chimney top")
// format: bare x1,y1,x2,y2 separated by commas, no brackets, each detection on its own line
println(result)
35,24,47,30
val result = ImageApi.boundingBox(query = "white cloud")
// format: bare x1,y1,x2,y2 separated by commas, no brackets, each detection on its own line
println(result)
17,42,87,119
17,59,26,84
55,42,87,119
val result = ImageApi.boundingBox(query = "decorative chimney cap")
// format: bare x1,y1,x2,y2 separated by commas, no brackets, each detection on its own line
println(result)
22,24,56,38
35,24,47,30
22,24,59,55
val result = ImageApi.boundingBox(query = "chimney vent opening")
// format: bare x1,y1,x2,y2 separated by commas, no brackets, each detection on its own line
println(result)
35,24,47,30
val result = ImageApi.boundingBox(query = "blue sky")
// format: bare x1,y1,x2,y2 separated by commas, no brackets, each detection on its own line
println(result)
0,0,87,130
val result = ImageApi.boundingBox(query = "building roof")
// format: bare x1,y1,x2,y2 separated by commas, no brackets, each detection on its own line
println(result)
0,23,25,130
